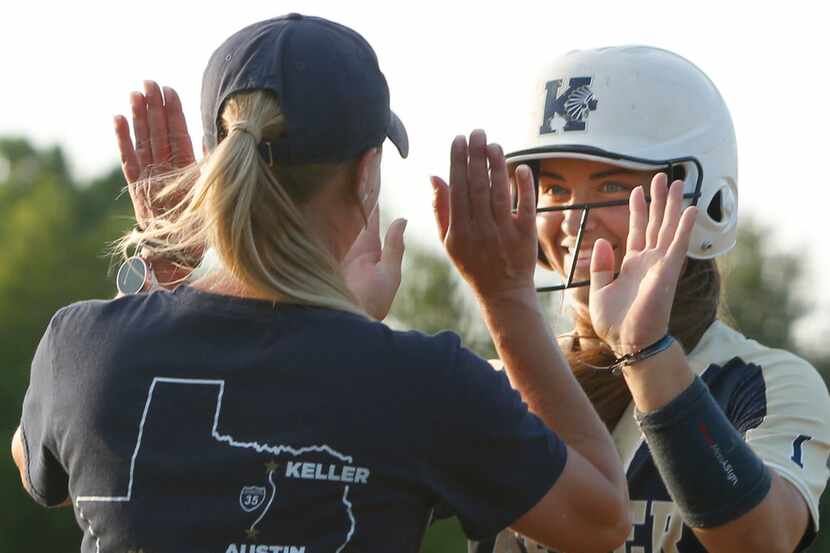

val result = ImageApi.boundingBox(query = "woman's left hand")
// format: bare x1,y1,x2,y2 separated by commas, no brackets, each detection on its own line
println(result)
342,206,407,320
588,173,698,355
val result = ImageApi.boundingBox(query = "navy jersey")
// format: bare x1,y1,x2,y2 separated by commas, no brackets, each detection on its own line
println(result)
19,285,567,553
474,321,830,553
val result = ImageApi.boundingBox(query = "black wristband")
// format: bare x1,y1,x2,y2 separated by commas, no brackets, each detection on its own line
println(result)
635,376,772,528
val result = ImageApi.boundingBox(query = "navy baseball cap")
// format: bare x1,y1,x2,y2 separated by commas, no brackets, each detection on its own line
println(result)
201,13,409,164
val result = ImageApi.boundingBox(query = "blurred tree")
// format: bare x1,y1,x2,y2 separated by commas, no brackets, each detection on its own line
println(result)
387,243,495,358
0,138,132,551
721,220,807,351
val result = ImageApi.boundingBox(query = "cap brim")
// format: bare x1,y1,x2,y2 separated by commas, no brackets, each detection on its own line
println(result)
387,111,409,158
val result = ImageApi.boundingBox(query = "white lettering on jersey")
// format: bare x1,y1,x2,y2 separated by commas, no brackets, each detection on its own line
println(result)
651,500,682,553
613,499,682,553
284,462,370,484
239,486,267,512
616,499,647,553
225,545,306,553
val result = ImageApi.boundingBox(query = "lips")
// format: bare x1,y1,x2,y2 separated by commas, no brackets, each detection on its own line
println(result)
560,242,617,271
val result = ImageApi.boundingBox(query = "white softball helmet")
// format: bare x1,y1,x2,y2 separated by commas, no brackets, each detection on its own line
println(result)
507,46,738,275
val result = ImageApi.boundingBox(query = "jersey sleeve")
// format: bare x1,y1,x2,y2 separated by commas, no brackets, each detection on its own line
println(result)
419,332,568,541
737,352,830,533
19,313,69,507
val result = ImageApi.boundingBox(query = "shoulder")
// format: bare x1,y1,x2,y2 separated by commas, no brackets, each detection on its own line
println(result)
374,323,477,374
43,292,179,357
374,324,502,394
692,321,825,391
694,321,830,423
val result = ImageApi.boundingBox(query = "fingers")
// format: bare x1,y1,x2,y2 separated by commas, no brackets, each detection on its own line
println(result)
343,206,381,264
589,238,616,292
656,179,685,250
431,176,450,242
625,185,647,253
514,165,536,233
449,135,470,227
114,115,140,183
131,91,153,170
144,80,172,169
666,206,699,264
487,143,511,226
467,130,496,232
162,86,195,167
366,205,382,251
645,172,668,248
380,218,407,276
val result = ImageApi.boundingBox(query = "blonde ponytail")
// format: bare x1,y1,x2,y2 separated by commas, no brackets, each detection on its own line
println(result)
116,90,364,315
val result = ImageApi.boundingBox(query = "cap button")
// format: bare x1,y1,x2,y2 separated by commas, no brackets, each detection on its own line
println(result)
286,13,303,20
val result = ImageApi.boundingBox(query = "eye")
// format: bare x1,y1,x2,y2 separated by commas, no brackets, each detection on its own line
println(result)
541,183,570,198
600,182,630,194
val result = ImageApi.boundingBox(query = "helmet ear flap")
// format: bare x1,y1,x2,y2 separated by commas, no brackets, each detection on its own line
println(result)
687,177,738,258
707,190,724,222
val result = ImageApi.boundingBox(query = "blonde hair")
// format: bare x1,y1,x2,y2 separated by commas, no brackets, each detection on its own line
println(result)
116,90,364,315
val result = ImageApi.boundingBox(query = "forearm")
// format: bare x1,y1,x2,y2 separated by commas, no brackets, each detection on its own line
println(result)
627,351,808,552
478,288,626,493
693,471,809,553
12,426,71,508
621,340,694,411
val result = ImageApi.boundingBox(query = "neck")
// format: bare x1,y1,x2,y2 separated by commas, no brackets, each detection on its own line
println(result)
301,187,362,264
190,267,284,302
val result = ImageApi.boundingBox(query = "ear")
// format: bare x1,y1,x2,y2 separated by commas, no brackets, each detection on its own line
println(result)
353,147,381,200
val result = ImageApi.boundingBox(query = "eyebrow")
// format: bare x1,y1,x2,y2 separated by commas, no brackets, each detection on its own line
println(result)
539,171,565,180
589,168,638,180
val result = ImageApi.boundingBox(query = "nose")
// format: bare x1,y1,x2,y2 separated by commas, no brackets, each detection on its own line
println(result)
560,197,596,237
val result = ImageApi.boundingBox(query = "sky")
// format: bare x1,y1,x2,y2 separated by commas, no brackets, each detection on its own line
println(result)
3,1,829,348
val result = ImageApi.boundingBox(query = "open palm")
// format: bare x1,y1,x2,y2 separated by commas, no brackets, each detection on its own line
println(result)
342,206,407,320
114,80,196,228
589,174,698,355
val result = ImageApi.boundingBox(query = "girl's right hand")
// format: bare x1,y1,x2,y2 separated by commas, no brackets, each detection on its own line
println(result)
588,173,698,355
431,130,538,302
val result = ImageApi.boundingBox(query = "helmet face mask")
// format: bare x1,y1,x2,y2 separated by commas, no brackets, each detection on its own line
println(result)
510,154,703,292
507,46,738,292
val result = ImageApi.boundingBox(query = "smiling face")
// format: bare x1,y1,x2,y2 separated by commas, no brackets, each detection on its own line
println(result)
534,157,656,307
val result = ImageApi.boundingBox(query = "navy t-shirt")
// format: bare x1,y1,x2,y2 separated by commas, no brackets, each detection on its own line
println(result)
20,285,567,553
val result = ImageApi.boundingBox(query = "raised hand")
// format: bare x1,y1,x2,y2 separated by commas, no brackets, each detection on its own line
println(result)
588,173,698,355
342,206,407,320
114,80,196,228
431,130,537,301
